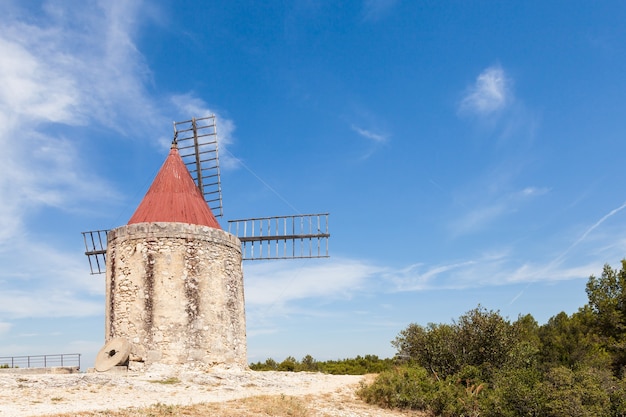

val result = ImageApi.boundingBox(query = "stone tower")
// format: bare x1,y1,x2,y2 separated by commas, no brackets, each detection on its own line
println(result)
104,143,246,370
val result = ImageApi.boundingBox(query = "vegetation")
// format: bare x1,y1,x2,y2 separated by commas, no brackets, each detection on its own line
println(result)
47,396,310,417
249,354,394,374
357,259,626,416
148,377,181,385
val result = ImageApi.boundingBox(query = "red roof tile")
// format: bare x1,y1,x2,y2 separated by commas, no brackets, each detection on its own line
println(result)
127,146,221,229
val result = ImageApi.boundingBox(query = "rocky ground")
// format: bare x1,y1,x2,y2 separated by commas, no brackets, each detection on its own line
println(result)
0,368,424,416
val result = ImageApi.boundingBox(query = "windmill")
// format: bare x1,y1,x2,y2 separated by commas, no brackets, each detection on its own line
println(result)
82,115,330,274
81,115,330,371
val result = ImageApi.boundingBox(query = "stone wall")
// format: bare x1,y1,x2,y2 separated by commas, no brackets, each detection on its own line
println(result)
105,222,246,370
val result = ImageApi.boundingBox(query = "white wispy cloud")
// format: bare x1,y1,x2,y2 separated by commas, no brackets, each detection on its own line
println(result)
0,2,241,326
384,253,603,295
243,206,620,310
459,65,511,116
450,186,549,236
240,233,616,321
388,200,626,294
562,200,626,258
351,125,389,143
245,258,384,308
385,260,479,292
541,200,626,274
0,238,103,318
0,1,158,246
0,322,12,336
0,1,164,320
242,196,626,318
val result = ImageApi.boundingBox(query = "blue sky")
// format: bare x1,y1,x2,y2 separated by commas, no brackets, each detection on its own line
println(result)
1,1,626,369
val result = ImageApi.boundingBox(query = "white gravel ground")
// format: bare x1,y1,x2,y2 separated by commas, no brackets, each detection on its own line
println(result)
0,368,367,416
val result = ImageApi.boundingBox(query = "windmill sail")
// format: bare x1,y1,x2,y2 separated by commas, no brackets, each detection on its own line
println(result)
228,213,330,260
173,115,223,218
82,229,108,275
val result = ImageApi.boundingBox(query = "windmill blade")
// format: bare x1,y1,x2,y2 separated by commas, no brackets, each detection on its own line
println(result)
82,229,109,275
173,115,223,218
228,213,330,260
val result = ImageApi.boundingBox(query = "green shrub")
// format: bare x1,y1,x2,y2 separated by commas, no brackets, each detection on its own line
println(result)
249,357,278,371
540,366,612,417
357,365,489,417
428,375,484,417
250,354,394,374
482,367,546,417
277,356,297,372
357,366,434,410
392,307,539,383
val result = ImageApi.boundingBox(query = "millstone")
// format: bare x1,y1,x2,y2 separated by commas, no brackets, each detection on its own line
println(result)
95,337,131,372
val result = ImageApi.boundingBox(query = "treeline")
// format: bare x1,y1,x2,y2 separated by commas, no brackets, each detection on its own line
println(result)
358,260,626,416
249,354,393,375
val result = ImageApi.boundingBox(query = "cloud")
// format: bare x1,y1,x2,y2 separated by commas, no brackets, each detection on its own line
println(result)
241,230,613,318
245,258,384,308
243,195,625,318
0,2,159,246
387,200,626,294
0,1,161,133
459,65,511,116
349,123,390,160
384,252,602,295
0,3,242,326
0,322,12,335
385,260,479,292
544,200,626,272
351,125,389,143
0,238,103,318
450,186,549,236
0,1,162,319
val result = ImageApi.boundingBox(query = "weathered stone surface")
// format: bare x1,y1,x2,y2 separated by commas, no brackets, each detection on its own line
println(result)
105,222,246,370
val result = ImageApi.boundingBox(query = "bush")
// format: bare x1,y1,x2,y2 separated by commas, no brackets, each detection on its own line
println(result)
540,366,612,417
357,365,489,416
249,358,279,371
357,365,434,410
250,354,394,374
482,367,546,417
393,306,538,382
277,356,297,372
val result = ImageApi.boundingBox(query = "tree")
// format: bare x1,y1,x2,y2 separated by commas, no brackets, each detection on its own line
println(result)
455,306,517,379
586,261,626,336
585,260,626,375
278,356,297,371
301,354,319,372
392,306,536,381
392,322,461,378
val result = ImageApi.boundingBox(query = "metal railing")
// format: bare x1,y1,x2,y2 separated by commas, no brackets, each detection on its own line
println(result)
0,353,81,370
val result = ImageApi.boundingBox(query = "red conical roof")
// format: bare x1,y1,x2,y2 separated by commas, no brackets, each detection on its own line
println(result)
127,146,221,229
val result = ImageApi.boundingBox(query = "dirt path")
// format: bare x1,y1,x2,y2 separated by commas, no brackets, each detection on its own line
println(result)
0,369,423,416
